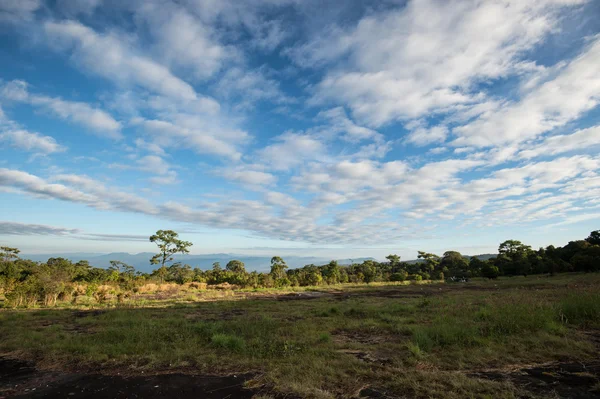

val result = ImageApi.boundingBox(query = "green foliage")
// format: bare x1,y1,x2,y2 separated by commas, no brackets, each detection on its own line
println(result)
558,293,600,327
585,230,600,246
149,230,193,280
390,270,408,282
211,333,246,352
226,260,246,274
270,256,288,280
2,229,600,309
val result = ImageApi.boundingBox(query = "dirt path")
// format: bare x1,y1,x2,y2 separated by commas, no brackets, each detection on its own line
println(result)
0,358,255,399
469,361,600,399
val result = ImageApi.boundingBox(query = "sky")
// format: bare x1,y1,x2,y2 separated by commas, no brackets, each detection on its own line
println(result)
1,0,600,260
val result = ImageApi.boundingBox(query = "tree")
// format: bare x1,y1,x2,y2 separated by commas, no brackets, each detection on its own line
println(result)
386,254,401,266
1,247,20,263
469,257,486,277
168,263,194,284
270,256,288,280
440,251,469,278
586,230,600,246
226,260,246,274
322,260,341,284
360,260,377,283
498,240,533,276
109,261,135,285
481,263,500,279
417,251,440,276
149,230,193,283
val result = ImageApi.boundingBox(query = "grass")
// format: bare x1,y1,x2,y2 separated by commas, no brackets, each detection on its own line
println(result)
0,273,599,398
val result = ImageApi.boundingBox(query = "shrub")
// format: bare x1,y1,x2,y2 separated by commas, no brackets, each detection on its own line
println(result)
390,271,408,282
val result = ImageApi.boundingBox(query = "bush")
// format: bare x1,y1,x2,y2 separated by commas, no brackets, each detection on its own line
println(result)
390,271,408,282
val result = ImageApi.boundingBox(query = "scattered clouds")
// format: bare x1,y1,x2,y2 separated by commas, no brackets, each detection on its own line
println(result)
0,221,150,242
0,221,78,236
0,80,121,138
220,167,277,187
453,36,600,147
518,126,600,159
133,1,234,80
44,20,198,101
0,0,41,23
256,131,327,171
294,0,587,127
405,120,448,146
0,129,65,154
214,67,292,108
1,0,600,251
135,118,245,160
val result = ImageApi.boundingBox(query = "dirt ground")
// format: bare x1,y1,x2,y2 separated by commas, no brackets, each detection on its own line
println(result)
0,357,256,399
2,280,599,398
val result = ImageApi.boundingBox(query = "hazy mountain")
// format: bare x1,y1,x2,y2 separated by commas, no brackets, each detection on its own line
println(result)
19,253,376,272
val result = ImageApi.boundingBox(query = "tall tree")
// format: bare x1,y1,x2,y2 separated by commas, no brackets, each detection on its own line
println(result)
498,240,533,276
149,230,193,283
226,260,246,274
270,256,288,280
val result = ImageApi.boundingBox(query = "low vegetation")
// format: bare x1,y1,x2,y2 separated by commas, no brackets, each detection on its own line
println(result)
1,229,598,309
0,230,599,397
0,274,599,398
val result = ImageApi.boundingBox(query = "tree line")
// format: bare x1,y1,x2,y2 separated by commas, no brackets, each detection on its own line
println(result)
1,229,599,306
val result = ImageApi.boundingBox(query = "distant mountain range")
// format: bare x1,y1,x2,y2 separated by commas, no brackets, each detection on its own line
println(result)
19,253,378,273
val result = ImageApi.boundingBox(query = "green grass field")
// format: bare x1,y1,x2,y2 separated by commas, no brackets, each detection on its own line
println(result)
1,273,600,398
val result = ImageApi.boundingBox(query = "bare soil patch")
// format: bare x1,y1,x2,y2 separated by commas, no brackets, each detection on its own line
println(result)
0,357,255,399
469,361,600,398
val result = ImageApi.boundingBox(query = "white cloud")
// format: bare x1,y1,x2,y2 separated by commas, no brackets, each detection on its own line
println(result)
44,20,198,101
134,138,165,155
256,131,326,171
0,221,79,236
0,130,65,154
317,107,380,142
405,122,448,146
134,1,233,80
293,0,587,126
137,118,244,160
0,80,122,138
453,36,600,147
220,168,277,186
214,66,291,108
55,0,102,16
0,0,41,22
518,126,600,159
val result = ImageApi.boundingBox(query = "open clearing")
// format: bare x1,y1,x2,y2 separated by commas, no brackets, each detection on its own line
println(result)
1,274,600,398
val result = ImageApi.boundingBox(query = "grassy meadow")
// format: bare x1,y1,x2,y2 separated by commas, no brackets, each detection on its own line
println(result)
1,273,600,398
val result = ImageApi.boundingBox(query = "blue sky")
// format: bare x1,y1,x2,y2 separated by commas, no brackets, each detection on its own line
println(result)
1,0,600,260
